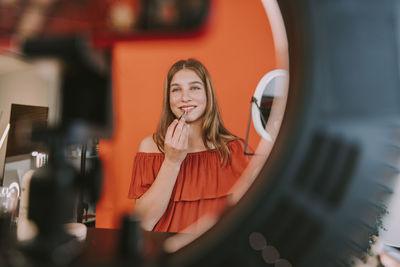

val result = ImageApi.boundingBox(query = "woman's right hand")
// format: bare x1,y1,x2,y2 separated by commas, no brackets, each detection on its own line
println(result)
164,117,189,165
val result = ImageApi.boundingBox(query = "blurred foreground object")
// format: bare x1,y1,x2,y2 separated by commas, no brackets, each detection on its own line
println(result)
0,0,211,47
381,253,400,267
17,35,112,266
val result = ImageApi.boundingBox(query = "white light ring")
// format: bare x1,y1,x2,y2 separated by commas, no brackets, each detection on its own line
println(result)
252,69,288,141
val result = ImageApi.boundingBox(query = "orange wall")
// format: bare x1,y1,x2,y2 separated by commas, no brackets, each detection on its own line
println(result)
96,0,277,229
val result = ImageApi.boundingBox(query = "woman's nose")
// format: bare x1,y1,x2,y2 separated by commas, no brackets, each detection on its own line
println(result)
181,89,192,101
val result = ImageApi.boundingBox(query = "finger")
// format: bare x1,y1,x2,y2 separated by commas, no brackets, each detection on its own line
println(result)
178,124,189,148
165,119,179,142
172,119,186,144
179,110,187,120
173,115,186,137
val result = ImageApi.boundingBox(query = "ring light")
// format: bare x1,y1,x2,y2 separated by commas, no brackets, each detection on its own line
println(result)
166,0,400,266
252,69,288,141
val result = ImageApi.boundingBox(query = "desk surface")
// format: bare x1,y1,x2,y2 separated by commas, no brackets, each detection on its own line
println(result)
74,228,118,265
72,228,172,266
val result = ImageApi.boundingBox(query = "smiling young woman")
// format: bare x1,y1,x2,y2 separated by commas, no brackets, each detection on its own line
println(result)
128,58,252,233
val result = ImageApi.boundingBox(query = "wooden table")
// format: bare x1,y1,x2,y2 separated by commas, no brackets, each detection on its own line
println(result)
72,228,172,266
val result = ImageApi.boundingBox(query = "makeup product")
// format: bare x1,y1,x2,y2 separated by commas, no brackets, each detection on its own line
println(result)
180,110,187,120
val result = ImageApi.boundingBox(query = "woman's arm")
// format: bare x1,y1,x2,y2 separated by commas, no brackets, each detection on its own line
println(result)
134,118,189,231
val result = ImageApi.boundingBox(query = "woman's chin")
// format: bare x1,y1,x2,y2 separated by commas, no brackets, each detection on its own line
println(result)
184,114,195,123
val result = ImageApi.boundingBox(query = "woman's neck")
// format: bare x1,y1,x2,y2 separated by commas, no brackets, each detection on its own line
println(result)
187,119,212,152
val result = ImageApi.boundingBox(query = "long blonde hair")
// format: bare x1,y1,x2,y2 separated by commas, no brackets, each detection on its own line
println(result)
153,58,238,165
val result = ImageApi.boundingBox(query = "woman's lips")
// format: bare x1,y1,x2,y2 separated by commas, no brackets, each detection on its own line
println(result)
180,106,195,112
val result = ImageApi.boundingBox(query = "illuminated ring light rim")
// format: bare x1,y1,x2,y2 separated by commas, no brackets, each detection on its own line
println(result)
252,69,288,141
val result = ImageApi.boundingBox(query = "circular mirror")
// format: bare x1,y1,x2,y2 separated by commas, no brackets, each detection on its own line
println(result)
252,69,288,142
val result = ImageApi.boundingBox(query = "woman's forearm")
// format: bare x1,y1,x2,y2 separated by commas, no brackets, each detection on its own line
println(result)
135,117,188,230
134,159,181,231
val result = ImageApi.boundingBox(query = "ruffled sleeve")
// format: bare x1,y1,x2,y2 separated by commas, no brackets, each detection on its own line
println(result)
172,139,252,201
127,139,252,233
127,153,164,199
128,139,252,200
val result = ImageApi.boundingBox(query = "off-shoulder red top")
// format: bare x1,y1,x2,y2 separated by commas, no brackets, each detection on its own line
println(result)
128,139,251,233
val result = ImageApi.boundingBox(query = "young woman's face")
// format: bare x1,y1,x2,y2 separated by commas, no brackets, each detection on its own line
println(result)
169,69,207,123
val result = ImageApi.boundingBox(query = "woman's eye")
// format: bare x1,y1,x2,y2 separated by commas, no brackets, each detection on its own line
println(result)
171,87,180,92
191,86,200,90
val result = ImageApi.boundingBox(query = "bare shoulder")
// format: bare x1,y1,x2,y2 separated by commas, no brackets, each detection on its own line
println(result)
138,135,161,153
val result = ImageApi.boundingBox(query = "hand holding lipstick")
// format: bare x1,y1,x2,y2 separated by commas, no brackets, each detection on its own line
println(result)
164,111,189,165
180,110,187,120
